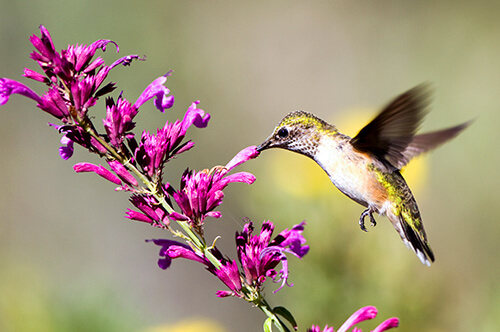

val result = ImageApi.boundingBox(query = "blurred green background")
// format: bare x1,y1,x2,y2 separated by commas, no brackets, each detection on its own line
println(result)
1,1,499,331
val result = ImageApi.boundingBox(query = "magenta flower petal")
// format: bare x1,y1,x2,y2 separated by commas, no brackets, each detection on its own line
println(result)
0,78,42,106
372,317,400,332
225,146,260,171
221,172,256,185
134,74,173,112
125,209,154,224
147,239,209,270
337,306,378,332
215,290,234,298
167,245,209,266
146,239,189,269
23,68,49,84
181,101,210,130
59,135,74,160
168,211,190,221
129,195,169,225
107,160,138,187
73,162,122,185
108,54,144,70
73,162,123,185
214,260,242,295
307,325,334,332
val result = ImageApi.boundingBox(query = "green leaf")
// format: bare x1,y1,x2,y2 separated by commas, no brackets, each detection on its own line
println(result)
273,306,298,330
264,317,273,332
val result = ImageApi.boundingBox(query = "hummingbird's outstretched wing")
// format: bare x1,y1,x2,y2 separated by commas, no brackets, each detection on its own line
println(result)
350,85,430,171
397,121,472,168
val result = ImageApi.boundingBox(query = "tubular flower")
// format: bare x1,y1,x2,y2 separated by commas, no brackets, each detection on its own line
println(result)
237,220,309,293
1,25,144,159
134,101,210,179
307,306,399,332
169,146,259,227
146,239,208,270
148,218,307,297
126,194,170,227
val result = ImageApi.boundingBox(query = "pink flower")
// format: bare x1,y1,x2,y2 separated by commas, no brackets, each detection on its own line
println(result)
308,306,400,332
169,146,258,226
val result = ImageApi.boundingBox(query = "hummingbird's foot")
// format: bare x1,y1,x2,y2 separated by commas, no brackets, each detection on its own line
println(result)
359,208,377,232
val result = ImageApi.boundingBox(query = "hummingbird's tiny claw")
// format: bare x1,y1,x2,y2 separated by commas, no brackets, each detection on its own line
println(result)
359,208,370,232
369,213,377,227
359,208,377,232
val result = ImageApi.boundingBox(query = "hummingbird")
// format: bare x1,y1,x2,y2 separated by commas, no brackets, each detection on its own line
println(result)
256,85,471,266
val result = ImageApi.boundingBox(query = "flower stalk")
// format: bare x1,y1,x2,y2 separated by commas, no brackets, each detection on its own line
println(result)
0,26,401,332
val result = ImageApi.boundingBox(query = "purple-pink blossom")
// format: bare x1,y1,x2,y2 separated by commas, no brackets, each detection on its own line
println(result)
134,101,210,179
148,218,308,297
169,146,259,226
0,25,145,159
237,220,309,293
308,306,399,332
126,194,170,226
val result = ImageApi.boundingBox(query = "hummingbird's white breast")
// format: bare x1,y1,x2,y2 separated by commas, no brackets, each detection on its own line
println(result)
314,135,389,212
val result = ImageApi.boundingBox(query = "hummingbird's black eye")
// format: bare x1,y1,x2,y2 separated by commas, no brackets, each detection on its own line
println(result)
277,127,289,139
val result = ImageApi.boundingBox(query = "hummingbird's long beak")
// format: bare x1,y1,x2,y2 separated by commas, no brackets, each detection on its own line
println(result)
256,139,271,152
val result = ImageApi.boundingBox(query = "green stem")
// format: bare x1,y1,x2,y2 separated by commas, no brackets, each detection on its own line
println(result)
83,122,223,268
258,298,289,332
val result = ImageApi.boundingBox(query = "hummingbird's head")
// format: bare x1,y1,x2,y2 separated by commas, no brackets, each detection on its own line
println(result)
257,111,337,157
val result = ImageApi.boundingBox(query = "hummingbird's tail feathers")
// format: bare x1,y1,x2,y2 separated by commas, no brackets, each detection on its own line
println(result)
398,120,473,169
400,218,435,266
388,211,435,266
